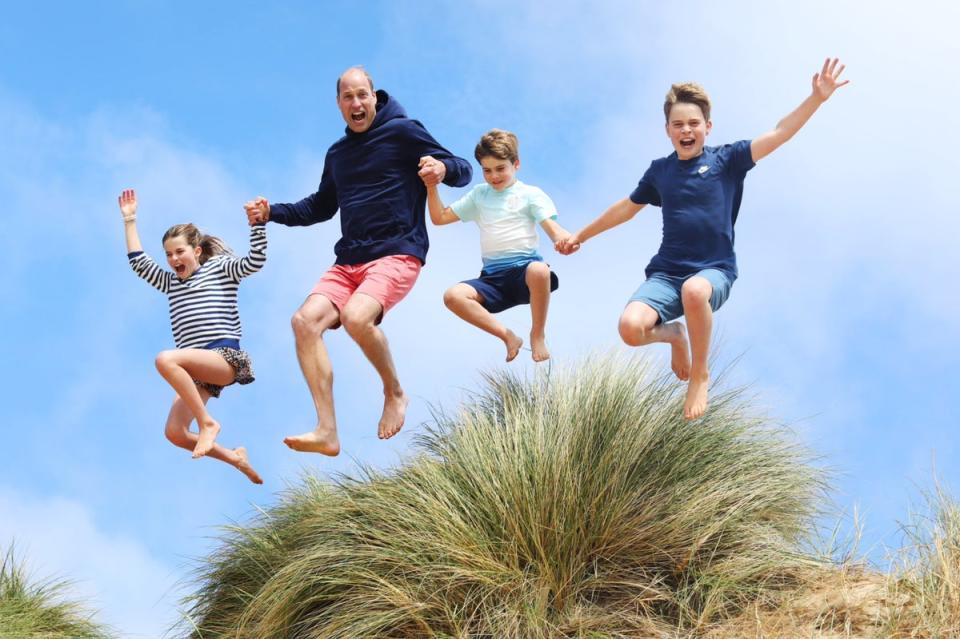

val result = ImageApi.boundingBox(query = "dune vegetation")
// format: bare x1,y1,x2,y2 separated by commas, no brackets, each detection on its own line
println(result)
0,546,112,639
182,355,848,638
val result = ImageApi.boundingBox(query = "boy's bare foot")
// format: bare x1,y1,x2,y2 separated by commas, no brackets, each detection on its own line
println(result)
233,447,263,485
283,427,341,456
192,419,221,458
683,374,709,420
530,332,550,362
378,391,409,439
504,330,524,362
666,322,691,381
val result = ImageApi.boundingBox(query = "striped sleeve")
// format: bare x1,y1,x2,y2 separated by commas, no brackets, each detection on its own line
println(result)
221,224,267,282
128,251,172,294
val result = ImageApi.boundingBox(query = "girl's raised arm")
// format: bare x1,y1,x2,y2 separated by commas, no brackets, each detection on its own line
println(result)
119,189,143,254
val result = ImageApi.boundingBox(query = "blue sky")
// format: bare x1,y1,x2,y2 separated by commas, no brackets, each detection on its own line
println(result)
1,1,958,636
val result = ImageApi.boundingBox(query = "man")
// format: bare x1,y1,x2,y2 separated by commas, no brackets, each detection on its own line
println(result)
245,66,472,455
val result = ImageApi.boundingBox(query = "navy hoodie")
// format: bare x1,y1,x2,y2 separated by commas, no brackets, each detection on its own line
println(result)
269,90,472,266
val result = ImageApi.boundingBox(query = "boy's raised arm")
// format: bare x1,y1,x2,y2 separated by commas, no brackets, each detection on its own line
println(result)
557,197,645,255
750,57,848,163
540,218,571,247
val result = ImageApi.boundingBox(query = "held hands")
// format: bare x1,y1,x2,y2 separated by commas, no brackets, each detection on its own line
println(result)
418,155,446,187
118,189,138,223
812,57,849,103
555,233,582,256
244,196,270,225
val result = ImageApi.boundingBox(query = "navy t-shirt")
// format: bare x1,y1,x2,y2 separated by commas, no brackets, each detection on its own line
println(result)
629,140,755,279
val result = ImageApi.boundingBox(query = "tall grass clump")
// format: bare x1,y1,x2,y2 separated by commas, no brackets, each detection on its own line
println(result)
183,355,828,638
0,546,113,639
883,488,960,637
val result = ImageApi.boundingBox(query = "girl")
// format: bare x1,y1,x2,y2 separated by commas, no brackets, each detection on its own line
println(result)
119,188,266,484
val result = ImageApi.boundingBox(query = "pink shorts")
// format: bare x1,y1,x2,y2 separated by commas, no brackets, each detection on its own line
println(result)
310,254,422,324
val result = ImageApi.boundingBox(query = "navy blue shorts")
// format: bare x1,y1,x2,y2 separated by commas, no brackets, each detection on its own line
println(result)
463,262,559,314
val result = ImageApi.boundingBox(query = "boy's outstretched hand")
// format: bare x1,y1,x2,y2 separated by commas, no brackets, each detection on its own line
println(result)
119,189,138,222
813,57,849,102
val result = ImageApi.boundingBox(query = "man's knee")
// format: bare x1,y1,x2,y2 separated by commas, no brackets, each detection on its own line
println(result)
681,277,713,305
340,303,378,338
291,298,337,339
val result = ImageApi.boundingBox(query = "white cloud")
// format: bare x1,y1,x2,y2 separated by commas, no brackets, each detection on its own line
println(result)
0,487,179,638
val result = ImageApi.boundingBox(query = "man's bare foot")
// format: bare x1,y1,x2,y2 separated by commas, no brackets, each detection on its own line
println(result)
530,332,550,362
378,391,409,439
683,374,709,420
666,322,691,381
283,428,341,456
233,447,263,485
504,330,524,362
192,419,221,458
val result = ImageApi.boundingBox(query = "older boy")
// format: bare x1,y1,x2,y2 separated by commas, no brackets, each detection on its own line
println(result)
558,58,848,420
420,129,571,362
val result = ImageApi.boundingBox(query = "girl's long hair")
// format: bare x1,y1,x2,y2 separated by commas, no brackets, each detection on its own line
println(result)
162,223,233,264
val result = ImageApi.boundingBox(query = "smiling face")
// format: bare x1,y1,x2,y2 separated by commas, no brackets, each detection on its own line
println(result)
480,156,520,191
666,102,711,160
337,69,377,133
164,235,203,280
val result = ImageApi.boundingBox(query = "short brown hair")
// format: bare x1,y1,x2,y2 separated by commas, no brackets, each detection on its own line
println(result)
336,66,375,97
474,129,519,164
663,82,711,122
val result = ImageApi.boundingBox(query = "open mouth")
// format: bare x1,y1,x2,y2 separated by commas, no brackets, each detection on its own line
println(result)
680,138,696,149
174,265,186,276
351,111,366,123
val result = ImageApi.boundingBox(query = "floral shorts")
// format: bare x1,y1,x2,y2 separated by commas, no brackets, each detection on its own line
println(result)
195,347,255,398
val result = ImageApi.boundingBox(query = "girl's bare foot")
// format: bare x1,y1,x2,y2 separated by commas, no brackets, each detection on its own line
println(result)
504,330,524,362
666,322,691,381
193,419,221,458
530,332,550,362
378,391,409,439
683,374,709,420
283,427,341,456
233,447,263,484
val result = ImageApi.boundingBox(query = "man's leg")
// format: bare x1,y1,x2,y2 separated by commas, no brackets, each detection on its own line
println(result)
284,294,343,455
679,276,713,420
444,283,523,362
340,293,408,439
340,293,410,439
525,262,553,362
619,302,690,381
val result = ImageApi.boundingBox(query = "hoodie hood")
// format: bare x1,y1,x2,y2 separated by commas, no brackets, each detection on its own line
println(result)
345,89,406,137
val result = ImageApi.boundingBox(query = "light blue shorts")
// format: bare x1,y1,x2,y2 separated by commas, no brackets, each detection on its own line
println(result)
628,269,735,324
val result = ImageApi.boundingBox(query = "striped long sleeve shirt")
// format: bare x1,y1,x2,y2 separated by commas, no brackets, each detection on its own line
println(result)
128,225,267,349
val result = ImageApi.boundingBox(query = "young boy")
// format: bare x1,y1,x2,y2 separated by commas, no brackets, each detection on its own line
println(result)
558,58,848,420
420,129,571,362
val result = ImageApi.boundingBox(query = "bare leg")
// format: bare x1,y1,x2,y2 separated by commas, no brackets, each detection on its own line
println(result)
680,276,714,420
341,293,409,439
154,349,235,458
164,394,263,484
526,262,552,362
619,302,691,381
443,283,523,362
283,294,342,455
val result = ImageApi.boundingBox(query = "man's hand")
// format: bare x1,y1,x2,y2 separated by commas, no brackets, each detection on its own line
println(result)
418,155,447,187
118,189,138,222
244,196,270,225
812,57,848,103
